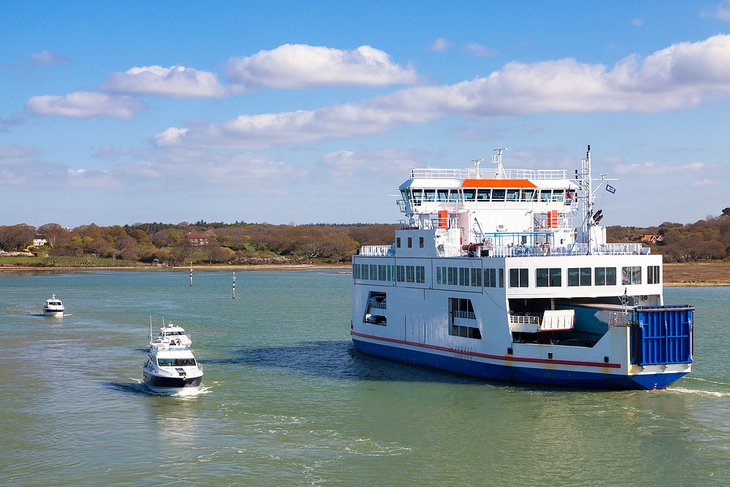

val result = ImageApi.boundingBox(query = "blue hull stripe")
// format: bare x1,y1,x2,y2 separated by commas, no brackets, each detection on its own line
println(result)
352,337,686,390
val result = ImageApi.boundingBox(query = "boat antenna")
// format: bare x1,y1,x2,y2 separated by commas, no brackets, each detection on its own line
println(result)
472,158,483,179
491,148,507,178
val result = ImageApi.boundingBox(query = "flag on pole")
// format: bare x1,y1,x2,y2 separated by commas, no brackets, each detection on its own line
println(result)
606,184,616,194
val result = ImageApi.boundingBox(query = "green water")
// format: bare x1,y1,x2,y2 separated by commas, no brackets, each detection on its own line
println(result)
0,270,728,486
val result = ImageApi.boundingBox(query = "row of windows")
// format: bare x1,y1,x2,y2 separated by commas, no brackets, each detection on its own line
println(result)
355,262,660,288
402,188,575,205
509,265,660,288
396,236,424,249
353,263,425,284
436,266,504,288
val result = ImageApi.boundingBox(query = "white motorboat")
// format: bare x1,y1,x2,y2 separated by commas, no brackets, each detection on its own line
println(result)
142,337,203,394
42,294,65,316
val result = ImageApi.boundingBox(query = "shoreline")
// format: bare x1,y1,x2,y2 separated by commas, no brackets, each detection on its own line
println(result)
1,261,728,285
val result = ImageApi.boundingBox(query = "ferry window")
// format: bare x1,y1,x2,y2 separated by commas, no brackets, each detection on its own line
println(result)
537,268,562,287
463,189,476,201
484,268,497,287
506,189,520,201
401,190,411,203
622,266,642,285
396,265,406,282
436,267,442,285
361,264,369,280
595,267,616,286
353,263,360,279
388,265,393,282
416,266,425,283
492,189,506,202
471,268,482,287
551,190,564,203
648,265,660,284
499,268,504,287
419,237,424,248
477,189,491,201
424,189,436,202
521,189,536,202
378,265,387,281
509,268,529,288
412,189,423,206
540,190,552,202
459,268,470,286
370,265,377,280
408,237,412,248
448,267,457,286
568,267,591,286
397,237,401,248
448,190,461,202
437,189,449,202
448,298,481,339
406,266,415,283
566,190,576,205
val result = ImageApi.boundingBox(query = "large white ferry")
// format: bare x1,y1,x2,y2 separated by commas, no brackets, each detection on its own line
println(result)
351,146,694,389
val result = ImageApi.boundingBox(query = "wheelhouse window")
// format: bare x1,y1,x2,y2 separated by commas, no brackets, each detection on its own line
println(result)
484,268,497,287
437,189,449,202
492,189,506,202
521,189,536,202
476,189,491,201
158,357,196,367
424,189,436,202
412,189,423,206
506,189,520,201
463,189,476,201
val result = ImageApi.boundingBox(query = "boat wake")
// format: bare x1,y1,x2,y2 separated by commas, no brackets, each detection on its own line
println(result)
666,387,730,398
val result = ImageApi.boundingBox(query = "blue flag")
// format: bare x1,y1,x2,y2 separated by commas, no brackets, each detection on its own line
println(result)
606,184,616,194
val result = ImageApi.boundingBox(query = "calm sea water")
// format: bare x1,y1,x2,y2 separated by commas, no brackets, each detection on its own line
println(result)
0,270,728,486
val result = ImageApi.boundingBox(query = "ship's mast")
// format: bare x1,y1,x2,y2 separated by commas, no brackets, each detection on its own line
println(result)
492,148,507,178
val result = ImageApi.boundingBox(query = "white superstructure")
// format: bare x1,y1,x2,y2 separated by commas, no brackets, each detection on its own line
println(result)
351,147,694,389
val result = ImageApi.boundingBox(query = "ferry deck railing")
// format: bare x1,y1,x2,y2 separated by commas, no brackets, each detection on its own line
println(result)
409,168,568,180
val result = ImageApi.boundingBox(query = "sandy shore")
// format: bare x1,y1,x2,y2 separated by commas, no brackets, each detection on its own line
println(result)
1,261,727,285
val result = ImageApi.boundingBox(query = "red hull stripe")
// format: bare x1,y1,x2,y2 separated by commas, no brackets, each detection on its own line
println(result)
351,330,621,369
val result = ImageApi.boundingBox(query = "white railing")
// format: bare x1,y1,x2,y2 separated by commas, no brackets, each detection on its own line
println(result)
489,242,644,258
453,310,477,320
410,168,568,181
509,315,540,325
359,245,392,256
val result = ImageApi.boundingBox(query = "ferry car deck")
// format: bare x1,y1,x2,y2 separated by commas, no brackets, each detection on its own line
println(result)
351,147,694,390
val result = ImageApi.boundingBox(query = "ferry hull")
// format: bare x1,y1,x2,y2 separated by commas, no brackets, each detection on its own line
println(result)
352,336,687,390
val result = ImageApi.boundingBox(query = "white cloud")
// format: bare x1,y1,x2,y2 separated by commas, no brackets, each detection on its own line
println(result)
30,50,69,67
104,65,226,98
157,34,730,148
429,37,453,53
225,44,418,89
26,91,144,118
716,1,730,21
465,42,497,57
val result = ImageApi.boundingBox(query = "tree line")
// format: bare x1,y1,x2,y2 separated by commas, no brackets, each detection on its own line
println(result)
0,221,398,265
0,208,727,265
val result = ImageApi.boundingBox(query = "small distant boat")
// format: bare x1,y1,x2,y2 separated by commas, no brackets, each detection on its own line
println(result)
156,322,192,348
43,294,64,317
142,321,203,394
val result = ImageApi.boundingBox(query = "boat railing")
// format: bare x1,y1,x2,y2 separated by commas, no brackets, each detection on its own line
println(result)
509,314,541,325
359,245,393,256
488,242,644,258
409,168,568,180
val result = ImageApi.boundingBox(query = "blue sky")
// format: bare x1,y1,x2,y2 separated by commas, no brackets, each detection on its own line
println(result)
2,1,729,228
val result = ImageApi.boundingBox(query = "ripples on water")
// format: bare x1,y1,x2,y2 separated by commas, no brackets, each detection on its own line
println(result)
0,272,728,486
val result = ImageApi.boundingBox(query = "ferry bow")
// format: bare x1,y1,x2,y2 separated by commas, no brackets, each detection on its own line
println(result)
351,146,694,390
